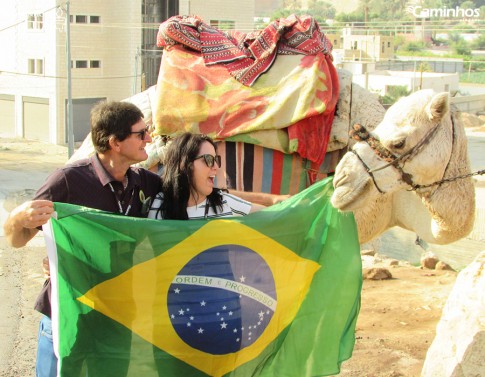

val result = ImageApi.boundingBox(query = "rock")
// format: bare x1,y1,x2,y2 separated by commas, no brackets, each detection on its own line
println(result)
421,251,439,269
421,251,485,377
435,260,454,271
362,267,392,280
361,249,376,256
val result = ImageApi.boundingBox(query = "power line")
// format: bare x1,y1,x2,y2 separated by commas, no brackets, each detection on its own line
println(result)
0,70,142,79
0,4,59,33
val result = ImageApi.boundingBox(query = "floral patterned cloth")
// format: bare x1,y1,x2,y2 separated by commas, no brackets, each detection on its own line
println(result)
154,45,339,164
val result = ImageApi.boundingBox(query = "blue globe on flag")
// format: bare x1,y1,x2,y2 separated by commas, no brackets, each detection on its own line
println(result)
167,245,277,354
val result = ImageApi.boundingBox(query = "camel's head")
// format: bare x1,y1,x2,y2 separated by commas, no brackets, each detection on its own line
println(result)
331,89,453,211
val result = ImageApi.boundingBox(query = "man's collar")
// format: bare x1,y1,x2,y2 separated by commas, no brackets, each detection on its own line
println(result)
91,154,119,186
91,154,141,189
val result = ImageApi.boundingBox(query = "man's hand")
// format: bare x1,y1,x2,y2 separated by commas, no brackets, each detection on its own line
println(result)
3,200,54,248
12,200,54,229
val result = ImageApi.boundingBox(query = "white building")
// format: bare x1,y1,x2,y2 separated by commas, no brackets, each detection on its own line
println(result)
352,70,460,97
0,0,141,144
0,0,255,146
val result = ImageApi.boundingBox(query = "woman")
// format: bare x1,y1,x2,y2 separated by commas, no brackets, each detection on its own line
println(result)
148,133,265,220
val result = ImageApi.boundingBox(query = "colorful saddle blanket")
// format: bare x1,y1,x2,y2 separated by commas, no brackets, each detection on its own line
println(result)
218,141,344,195
154,15,339,165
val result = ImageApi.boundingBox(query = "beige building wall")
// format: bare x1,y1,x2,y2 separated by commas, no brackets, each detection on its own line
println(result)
326,33,341,49
56,0,142,144
0,0,141,144
179,0,255,32
343,34,394,61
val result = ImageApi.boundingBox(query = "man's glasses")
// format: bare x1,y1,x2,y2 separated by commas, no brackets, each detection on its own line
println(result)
130,126,150,140
193,154,222,168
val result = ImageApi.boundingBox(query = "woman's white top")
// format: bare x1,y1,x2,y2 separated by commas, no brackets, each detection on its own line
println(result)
148,191,252,220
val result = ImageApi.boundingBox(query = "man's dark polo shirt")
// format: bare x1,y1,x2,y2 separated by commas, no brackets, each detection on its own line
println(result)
33,154,162,317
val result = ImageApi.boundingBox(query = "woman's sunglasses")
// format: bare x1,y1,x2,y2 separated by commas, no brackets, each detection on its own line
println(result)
193,154,222,168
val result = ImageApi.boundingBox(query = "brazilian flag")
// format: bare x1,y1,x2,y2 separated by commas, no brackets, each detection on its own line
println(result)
44,177,362,377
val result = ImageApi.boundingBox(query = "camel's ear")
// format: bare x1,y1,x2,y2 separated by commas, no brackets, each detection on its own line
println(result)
426,92,450,123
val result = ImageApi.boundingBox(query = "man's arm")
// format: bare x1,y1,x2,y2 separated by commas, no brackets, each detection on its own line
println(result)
3,200,55,248
228,190,290,207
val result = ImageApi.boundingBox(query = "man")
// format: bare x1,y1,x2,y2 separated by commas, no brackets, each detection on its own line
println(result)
3,101,162,377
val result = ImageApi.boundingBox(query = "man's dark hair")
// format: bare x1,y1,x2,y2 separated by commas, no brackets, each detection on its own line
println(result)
90,101,144,153
161,132,224,219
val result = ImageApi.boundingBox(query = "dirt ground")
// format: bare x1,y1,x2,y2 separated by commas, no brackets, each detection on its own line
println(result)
0,137,467,377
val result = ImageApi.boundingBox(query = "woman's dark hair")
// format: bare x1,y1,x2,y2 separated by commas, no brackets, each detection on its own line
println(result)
160,132,224,220
90,101,144,153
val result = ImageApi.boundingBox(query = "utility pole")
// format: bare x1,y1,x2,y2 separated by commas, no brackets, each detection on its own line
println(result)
66,1,74,157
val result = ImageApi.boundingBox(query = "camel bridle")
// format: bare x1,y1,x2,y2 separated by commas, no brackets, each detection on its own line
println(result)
349,121,444,194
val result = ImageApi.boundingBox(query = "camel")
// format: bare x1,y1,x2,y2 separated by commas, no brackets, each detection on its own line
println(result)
331,89,476,245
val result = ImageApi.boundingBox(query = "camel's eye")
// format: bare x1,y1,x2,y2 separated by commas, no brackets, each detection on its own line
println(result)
392,139,406,149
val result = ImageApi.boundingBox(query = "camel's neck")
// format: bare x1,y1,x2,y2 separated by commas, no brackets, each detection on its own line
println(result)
419,167,475,244
417,113,476,243
354,194,394,244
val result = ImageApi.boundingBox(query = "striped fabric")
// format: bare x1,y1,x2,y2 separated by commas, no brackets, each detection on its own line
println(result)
218,141,344,195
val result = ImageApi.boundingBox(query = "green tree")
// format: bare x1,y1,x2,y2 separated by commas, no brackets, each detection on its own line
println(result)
403,41,425,52
393,34,406,52
334,11,364,23
379,85,410,107
452,40,472,56
472,33,485,49
307,0,336,20
270,8,295,20
460,1,477,9
357,0,409,21
452,22,476,33
269,1,335,25
448,32,463,44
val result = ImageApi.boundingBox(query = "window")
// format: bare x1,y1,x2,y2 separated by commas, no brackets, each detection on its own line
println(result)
28,59,35,73
387,42,391,48
28,59,44,75
27,14,43,30
37,14,43,29
209,20,234,30
90,60,101,68
75,60,88,68
27,14,35,29
36,59,44,74
71,15,100,24
219,20,235,30
75,15,88,23
382,42,385,53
